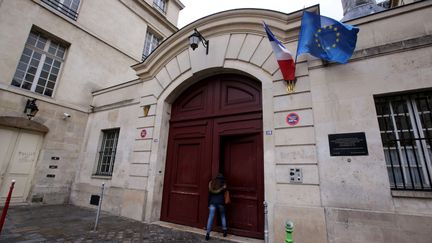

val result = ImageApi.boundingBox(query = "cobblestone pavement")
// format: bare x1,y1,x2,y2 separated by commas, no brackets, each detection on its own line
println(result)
0,205,235,243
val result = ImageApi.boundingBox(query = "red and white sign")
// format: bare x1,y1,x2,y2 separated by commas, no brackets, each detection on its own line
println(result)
140,129,147,138
286,112,300,126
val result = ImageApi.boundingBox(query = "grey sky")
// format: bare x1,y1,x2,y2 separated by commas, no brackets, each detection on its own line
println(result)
177,0,344,28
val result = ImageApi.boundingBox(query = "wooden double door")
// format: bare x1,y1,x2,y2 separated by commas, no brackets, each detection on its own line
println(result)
161,74,264,238
0,126,43,204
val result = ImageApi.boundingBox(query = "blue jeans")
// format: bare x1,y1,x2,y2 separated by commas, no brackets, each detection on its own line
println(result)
206,204,227,234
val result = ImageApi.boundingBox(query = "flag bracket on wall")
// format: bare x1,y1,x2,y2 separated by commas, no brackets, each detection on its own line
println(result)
286,79,297,93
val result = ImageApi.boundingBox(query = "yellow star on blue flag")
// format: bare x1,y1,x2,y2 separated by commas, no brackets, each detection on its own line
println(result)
296,11,359,64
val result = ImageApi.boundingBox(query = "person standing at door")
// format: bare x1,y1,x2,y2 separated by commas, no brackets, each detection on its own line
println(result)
205,173,228,241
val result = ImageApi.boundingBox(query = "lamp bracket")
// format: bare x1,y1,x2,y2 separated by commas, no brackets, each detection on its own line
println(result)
191,28,209,55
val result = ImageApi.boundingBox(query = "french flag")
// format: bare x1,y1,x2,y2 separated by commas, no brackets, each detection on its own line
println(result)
263,22,296,81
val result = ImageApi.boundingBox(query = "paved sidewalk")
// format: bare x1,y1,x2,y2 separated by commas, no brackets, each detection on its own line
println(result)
0,205,236,243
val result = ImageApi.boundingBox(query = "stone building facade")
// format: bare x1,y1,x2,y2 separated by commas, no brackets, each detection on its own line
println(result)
1,0,432,242
0,0,183,204
72,1,432,243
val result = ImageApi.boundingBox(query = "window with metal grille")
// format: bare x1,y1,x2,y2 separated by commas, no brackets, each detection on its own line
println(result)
375,92,432,191
153,0,167,13
142,31,162,60
11,31,67,97
42,0,81,20
95,128,120,176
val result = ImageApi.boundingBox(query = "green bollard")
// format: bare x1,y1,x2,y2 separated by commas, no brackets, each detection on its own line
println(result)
285,220,294,243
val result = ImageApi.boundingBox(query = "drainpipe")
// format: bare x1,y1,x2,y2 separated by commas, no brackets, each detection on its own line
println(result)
264,201,269,243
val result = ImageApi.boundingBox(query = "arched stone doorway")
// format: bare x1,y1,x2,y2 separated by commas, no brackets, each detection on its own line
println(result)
160,73,264,238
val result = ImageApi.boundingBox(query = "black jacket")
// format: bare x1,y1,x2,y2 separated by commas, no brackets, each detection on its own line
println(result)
208,180,226,206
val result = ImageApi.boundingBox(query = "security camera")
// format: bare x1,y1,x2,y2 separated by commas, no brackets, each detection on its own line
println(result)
63,113,71,119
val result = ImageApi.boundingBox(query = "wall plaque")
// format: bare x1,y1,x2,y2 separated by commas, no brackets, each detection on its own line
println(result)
328,132,368,156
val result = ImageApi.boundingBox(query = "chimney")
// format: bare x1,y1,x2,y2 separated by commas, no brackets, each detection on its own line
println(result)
341,0,386,21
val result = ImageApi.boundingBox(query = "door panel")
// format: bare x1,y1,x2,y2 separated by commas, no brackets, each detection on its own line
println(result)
167,139,202,224
218,78,261,114
0,127,19,186
171,82,212,121
171,74,262,122
0,128,43,203
161,121,212,227
222,134,264,238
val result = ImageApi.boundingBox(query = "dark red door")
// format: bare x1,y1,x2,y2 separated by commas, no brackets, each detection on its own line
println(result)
160,120,212,227
161,74,264,238
221,133,263,238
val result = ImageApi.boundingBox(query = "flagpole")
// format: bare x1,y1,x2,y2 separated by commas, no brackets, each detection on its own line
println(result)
294,8,306,65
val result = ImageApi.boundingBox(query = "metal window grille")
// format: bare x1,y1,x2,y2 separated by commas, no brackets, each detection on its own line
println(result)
142,31,162,60
153,0,166,13
42,0,80,21
11,31,66,97
95,128,120,176
375,91,432,191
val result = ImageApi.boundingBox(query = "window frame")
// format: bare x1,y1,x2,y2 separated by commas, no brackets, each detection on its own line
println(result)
375,92,432,191
142,30,162,60
11,30,67,98
94,128,120,177
41,0,81,21
153,0,167,14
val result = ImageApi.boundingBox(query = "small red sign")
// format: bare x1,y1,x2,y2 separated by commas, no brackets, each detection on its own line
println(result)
286,112,300,126
140,129,147,138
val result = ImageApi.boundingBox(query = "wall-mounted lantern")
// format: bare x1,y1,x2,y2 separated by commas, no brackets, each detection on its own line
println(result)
189,28,209,55
24,99,39,120
143,105,151,117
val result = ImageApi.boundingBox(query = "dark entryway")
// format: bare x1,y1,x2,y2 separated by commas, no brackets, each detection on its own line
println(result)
160,74,264,238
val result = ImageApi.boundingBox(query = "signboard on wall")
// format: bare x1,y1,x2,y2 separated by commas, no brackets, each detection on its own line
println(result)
328,132,368,156
286,112,300,126
140,129,147,138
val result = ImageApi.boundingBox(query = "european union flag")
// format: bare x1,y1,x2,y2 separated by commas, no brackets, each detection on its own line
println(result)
296,11,359,64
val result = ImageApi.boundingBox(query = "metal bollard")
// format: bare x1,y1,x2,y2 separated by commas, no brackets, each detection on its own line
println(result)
0,180,16,234
94,183,105,231
285,220,294,243
263,201,269,243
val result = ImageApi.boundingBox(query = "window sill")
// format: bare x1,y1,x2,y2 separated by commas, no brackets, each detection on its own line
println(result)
91,175,112,180
391,190,432,199
0,83,89,113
